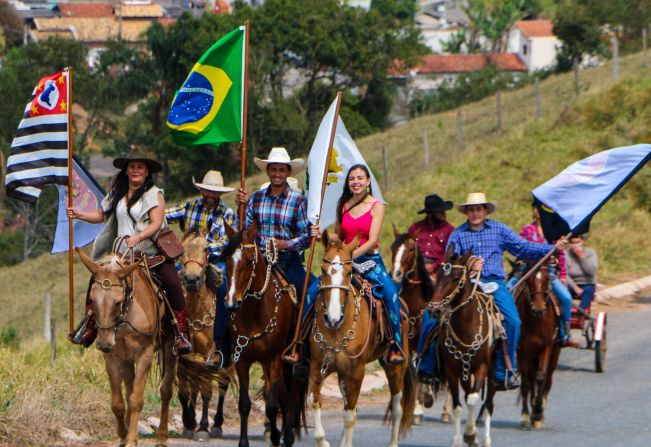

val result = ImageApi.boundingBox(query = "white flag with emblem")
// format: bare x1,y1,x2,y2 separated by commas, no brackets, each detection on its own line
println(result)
306,96,384,228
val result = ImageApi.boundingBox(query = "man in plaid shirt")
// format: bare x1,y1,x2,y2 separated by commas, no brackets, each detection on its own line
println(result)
447,193,565,391
165,170,236,369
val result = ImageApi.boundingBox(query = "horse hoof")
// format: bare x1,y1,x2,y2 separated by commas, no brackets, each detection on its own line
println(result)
463,433,476,445
441,413,451,423
194,430,210,442
423,393,434,408
264,429,271,442
533,420,545,430
182,428,195,439
520,420,532,431
210,426,224,438
413,414,423,425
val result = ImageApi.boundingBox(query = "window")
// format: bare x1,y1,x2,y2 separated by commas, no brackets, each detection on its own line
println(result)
523,44,528,55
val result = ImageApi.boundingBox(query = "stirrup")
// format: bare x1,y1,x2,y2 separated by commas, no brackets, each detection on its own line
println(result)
206,349,228,370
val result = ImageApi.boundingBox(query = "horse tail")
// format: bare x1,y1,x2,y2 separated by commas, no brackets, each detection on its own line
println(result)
282,360,309,439
176,353,225,396
382,363,416,437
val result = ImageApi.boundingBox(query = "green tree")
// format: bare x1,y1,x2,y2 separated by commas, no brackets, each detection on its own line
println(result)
553,1,605,72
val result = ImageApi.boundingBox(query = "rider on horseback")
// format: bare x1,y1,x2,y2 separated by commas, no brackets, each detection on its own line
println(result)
164,170,236,368
214,147,311,370
68,147,192,356
306,164,406,365
446,193,566,391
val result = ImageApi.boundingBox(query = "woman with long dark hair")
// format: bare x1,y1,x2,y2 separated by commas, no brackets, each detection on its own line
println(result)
67,147,192,355
306,164,405,364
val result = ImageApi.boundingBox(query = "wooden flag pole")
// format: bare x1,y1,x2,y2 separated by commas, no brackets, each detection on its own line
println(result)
238,21,250,230
508,233,570,293
66,67,75,333
283,91,343,364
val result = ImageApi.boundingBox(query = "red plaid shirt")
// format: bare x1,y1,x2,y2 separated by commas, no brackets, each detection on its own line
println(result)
408,218,455,270
520,222,566,279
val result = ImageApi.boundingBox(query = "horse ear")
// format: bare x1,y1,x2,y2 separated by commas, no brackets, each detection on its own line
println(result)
224,222,236,239
445,243,455,260
321,229,329,248
345,233,361,255
76,247,99,275
245,221,258,241
118,261,141,280
392,224,400,239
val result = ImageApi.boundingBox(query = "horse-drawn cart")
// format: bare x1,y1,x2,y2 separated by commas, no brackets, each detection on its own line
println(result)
569,303,607,372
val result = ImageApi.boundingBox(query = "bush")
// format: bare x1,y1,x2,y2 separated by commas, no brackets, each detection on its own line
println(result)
0,325,19,349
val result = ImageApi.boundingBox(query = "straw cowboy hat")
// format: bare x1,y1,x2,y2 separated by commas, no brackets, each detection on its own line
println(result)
417,193,453,214
193,170,234,193
456,192,497,214
260,177,299,191
113,146,162,173
253,147,304,172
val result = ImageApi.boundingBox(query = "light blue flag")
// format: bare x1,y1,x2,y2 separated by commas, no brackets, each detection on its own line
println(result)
532,144,651,242
52,158,105,254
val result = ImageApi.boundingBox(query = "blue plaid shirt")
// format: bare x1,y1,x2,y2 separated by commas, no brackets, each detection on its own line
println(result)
447,219,553,279
165,198,236,262
245,184,310,252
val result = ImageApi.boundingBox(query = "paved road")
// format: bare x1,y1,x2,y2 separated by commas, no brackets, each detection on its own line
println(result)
150,308,651,447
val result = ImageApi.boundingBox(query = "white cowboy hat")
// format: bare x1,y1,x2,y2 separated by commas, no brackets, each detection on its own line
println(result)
253,147,304,172
260,177,299,191
192,170,234,193
456,192,497,214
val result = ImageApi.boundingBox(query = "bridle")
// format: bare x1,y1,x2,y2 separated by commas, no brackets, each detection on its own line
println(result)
234,239,278,301
319,256,354,315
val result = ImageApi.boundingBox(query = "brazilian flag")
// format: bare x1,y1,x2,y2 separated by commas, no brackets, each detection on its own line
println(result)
167,26,245,146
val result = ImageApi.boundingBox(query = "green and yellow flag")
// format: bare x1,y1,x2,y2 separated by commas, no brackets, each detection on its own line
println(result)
166,26,245,146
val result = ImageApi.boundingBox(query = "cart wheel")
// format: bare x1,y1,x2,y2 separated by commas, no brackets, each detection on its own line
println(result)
594,312,607,373
584,318,594,349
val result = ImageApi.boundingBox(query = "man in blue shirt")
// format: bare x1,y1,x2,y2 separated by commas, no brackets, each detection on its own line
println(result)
447,193,565,390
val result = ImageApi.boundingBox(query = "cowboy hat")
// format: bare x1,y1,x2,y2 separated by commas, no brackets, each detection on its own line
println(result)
193,170,234,193
253,147,304,172
456,192,497,214
260,177,299,192
113,146,162,173
417,193,453,214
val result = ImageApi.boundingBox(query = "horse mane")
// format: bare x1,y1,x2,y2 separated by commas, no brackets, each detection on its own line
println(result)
217,230,243,262
182,226,207,241
392,233,434,299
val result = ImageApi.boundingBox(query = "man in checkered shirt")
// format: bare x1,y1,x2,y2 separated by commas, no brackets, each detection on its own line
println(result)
165,170,236,369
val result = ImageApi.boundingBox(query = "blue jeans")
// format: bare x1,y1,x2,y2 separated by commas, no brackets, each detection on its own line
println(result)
211,262,230,348
572,283,596,310
485,277,520,381
304,253,403,346
416,310,439,376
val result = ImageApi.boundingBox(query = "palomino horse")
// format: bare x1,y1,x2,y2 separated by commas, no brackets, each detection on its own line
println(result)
178,228,232,441
76,248,177,447
220,222,308,447
390,228,452,424
431,246,499,447
309,232,415,447
512,261,561,430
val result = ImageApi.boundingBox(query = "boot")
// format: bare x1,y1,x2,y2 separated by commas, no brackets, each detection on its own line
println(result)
562,322,581,348
386,341,406,365
172,308,193,356
68,307,97,348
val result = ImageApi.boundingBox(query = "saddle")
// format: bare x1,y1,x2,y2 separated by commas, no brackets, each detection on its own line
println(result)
271,264,298,305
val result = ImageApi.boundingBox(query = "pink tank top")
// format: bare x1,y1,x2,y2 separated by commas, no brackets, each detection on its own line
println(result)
341,201,380,247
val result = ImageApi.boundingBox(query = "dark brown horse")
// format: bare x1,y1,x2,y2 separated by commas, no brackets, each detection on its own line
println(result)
431,246,498,447
512,261,561,430
178,228,232,441
220,222,307,447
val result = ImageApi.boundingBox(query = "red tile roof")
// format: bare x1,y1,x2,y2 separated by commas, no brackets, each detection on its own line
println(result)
393,53,527,76
57,2,114,17
515,19,555,38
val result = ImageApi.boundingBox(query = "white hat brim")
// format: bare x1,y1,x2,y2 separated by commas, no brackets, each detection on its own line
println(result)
192,178,234,193
253,157,304,172
457,202,496,214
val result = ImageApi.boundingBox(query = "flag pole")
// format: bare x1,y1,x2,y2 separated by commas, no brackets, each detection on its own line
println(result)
238,21,250,231
283,91,343,365
509,232,570,293
66,67,75,333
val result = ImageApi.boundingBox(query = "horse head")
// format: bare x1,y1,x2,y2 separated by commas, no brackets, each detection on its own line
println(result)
319,231,360,329
221,221,259,310
76,248,140,352
429,244,473,316
181,227,209,292
523,262,551,318
390,225,418,283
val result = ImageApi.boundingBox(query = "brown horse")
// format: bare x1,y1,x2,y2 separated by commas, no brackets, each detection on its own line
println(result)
309,231,415,447
512,261,561,430
390,228,452,424
178,229,232,441
76,248,177,447
431,246,498,447
220,222,307,447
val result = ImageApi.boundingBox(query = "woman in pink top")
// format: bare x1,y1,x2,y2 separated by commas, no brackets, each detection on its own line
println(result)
306,164,405,364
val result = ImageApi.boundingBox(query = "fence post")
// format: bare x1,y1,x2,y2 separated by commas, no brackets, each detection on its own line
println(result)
423,127,429,166
456,110,464,151
44,291,51,342
644,26,648,69
382,143,389,191
50,318,56,363
612,35,620,80
573,60,580,95
496,90,502,131
534,77,542,120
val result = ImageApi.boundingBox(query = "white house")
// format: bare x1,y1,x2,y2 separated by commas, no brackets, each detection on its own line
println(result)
507,19,560,72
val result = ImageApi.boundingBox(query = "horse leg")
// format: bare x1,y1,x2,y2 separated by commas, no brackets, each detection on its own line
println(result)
447,374,463,447
237,362,252,447
519,357,532,431
309,365,330,447
178,387,196,438
105,358,128,446
413,383,424,425
463,363,488,447
193,387,212,442
126,347,154,447
482,382,496,447
211,375,228,437
381,362,406,447
338,373,363,447
263,359,283,447
532,347,552,429
442,389,452,423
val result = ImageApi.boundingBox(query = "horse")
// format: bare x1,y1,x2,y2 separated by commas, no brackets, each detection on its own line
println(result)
511,261,561,430
178,228,232,441
430,246,499,447
390,227,452,424
76,248,178,447
309,231,415,447
220,222,308,447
